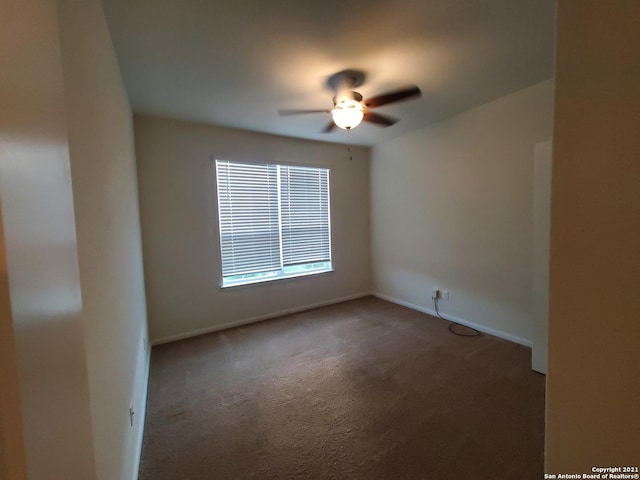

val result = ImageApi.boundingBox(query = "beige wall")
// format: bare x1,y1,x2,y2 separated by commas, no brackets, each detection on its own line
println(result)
546,1,640,471
0,0,97,477
57,1,149,479
134,116,371,343
0,0,149,478
371,80,554,345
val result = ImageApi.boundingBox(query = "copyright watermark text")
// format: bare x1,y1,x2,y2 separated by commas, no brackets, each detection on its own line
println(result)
545,466,639,479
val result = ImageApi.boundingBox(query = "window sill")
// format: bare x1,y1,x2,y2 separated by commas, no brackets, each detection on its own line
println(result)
220,269,334,290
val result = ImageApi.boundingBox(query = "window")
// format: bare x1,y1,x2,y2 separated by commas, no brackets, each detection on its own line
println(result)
215,159,332,287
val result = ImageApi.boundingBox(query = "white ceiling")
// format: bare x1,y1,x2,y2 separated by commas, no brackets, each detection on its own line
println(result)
101,0,556,146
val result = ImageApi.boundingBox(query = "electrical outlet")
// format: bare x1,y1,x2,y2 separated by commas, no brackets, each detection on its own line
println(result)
431,288,441,300
442,290,449,300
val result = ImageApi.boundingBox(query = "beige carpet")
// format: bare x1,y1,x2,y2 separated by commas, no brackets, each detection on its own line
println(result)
139,296,544,480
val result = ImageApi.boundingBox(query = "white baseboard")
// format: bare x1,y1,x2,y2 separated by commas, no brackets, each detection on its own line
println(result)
372,292,532,348
151,291,372,346
151,290,532,348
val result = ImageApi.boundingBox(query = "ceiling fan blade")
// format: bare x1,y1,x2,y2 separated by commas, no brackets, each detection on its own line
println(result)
278,108,330,116
363,112,398,127
365,85,421,109
322,121,336,133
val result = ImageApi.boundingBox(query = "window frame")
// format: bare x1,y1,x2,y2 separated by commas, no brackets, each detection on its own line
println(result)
214,158,333,289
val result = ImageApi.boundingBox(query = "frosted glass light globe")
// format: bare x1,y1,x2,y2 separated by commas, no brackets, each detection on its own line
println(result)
332,100,364,130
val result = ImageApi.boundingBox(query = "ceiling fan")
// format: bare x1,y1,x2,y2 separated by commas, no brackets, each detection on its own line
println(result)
278,69,421,132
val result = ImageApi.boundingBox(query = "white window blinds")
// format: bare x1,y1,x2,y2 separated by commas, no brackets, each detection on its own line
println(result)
215,160,331,286
216,161,281,277
280,165,331,266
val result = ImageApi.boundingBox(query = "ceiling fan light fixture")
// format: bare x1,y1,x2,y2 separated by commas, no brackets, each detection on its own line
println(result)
331,100,364,130
277,72,420,133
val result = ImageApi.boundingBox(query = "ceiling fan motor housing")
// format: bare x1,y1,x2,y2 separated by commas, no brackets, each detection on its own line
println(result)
327,69,366,92
333,90,363,106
